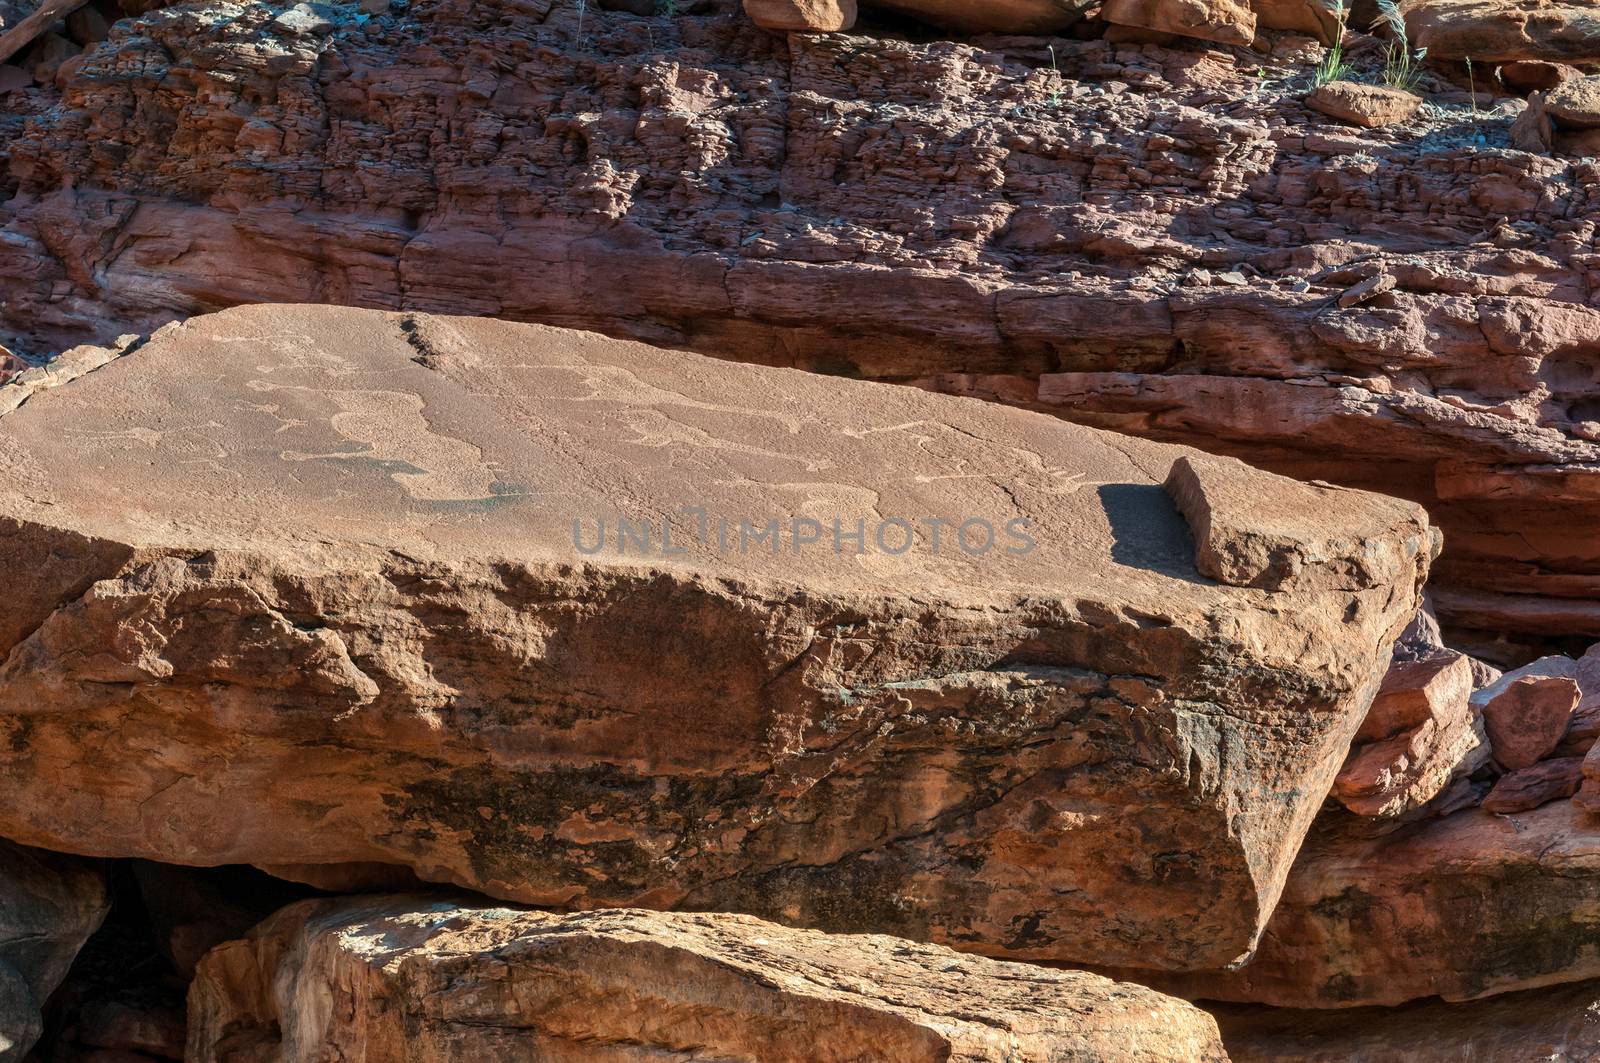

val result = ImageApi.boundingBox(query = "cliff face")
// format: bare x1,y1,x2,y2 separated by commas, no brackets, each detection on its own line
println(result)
0,0,1595,650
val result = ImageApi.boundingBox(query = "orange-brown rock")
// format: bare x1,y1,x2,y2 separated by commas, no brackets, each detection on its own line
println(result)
1215,976,1600,1062
1329,650,1485,818
1401,0,1600,63
1147,801,1600,1007
744,0,856,31
1356,651,1473,745
0,303,1432,973
1305,81,1423,128
0,3,1582,646
1545,75,1600,128
188,899,1231,1063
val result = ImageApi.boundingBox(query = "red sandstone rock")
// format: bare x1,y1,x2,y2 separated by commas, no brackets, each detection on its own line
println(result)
1332,651,1486,818
1545,75,1600,128
1144,801,1600,1007
188,900,1230,1063
1480,674,1580,769
1401,0,1600,63
0,6,1583,645
1502,59,1579,93
1101,0,1257,45
1482,755,1584,812
1357,651,1472,744
744,0,856,31
1306,81,1423,128
0,303,1431,974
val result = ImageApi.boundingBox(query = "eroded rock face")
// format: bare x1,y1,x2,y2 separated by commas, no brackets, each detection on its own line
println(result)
1401,0,1600,63
188,898,1231,1063
1215,976,1600,1062
0,303,1431,974
1150,801,1600,1006
0,840,110,1063
0,0,1581,645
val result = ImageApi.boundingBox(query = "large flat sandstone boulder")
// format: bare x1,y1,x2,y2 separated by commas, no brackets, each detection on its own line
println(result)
188,898,1230,1062
0,303,1431,972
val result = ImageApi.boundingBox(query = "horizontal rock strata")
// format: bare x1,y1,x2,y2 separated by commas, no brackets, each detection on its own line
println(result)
1150,800,1600,1006
0,0,1575,644
0,302,1431,973
1216,976,1600,1062
188,898,1231,1062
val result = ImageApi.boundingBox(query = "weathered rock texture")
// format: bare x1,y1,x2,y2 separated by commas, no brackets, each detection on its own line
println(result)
188,898,1230,1062
0,0,1582,646
0,303,1431,973
0,840,110,1063
1215,976,1600,1062
1150,800,1600,1007
1401,0,1600,63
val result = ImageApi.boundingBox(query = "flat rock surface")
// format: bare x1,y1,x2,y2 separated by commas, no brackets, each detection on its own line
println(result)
0,303,1430,973
0,0,1578,645
188,898,1230,1062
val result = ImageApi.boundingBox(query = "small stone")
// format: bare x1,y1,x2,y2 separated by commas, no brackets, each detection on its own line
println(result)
1216,270,1248,286
1483,756,1585,814
1338,272,1396,308
1481,675,1580,770
1306,81,1423,128
743,0,856,31
1357,651,1473,745
271,3,335,35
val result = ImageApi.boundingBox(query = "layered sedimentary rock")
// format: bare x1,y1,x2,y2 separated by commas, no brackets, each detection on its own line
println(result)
0,840,110,1062
1153,800,1600,1007
1400,0,1600,63
0,302,1430,973
188,898,1230,1062
1215,976,1600,1062
0,0,1584,644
